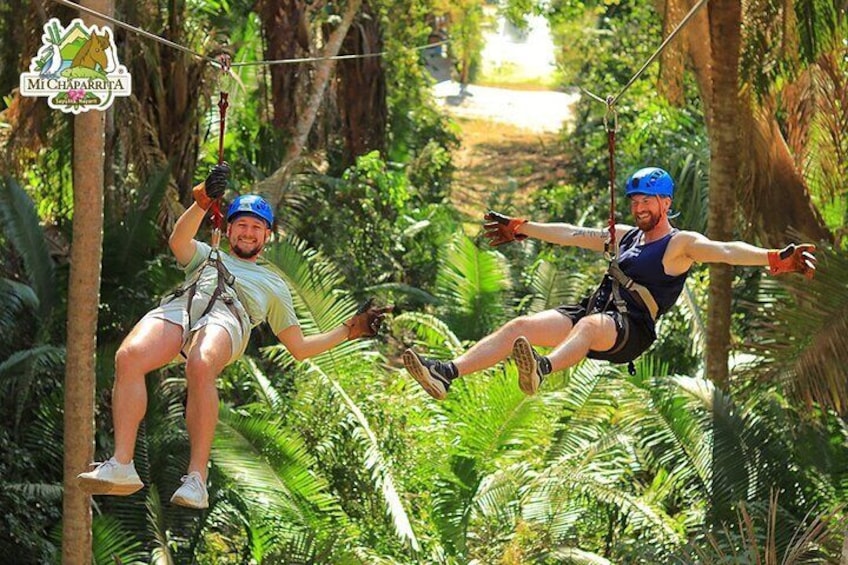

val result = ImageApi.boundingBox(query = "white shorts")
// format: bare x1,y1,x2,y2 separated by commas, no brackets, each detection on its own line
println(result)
144,289,251,365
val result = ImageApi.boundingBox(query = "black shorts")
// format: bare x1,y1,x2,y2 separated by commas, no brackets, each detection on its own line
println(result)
555,298,656,364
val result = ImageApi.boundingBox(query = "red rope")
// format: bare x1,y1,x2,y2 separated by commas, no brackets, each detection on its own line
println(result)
605,97,617,259
209,55,231,232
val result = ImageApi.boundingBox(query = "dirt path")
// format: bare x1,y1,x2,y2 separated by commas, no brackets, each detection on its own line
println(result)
434,81,578,220
426,12,579,220
450,117,566,220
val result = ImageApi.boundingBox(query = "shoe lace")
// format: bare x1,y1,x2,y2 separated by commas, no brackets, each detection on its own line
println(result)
180,473,205,493
94,459,118,471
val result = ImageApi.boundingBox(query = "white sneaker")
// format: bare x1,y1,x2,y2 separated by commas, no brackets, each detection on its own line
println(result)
77,457,144,496
170,471,208,509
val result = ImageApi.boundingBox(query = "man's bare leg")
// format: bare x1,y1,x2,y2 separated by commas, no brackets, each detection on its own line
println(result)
453,310,573,377
113,318,184,464
513,313,618,395
546,314,617,371
183,325,232,482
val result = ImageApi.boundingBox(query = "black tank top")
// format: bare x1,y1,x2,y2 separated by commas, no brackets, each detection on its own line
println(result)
617,227,689,317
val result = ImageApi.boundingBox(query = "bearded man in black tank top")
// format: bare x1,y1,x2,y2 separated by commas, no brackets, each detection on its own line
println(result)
403,167,817,400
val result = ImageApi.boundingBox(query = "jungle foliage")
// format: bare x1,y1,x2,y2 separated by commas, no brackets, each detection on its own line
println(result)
0,0,846,563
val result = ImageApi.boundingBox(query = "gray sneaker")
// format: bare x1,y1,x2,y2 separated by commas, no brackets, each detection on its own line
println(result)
402,348,453,400
512,336,551,396
170,471,208,509
77,457,144,496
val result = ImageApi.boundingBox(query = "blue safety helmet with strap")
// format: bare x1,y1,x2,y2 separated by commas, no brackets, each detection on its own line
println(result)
226,194,274,228
625,167,674,198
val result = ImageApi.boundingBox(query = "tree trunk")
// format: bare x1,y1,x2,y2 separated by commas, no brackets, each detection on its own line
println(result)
680,0,832,247
336,1,387,169
256,0,308,131
704,1,742,388
741,112,832,246
62,3,108,562
254,0,364,205
842,526,848,565
120,1,206,206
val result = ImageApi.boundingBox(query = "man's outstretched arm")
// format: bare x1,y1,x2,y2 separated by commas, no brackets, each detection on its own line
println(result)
668,231,816,278
275,298,392,361
276,324,348,361
483,210,629,252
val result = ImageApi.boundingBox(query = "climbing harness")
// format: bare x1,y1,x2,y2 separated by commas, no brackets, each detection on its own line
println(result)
161,55,246,357
579,0,708,373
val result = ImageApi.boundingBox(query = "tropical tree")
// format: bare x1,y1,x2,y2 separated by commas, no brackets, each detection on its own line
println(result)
0,178,66,563
62,4,110,563
702,0,742,388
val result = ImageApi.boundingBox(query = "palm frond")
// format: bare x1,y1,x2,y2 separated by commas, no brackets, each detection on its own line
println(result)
0,345,65,432
391,311,463,359
145,484,175,565
677,376,814,526
21,388,64,474
544,361,618,462
740,242,848,414
4,482,63,501
301,360,421,552
230,357,284,410
364,281,439,306
678,281,707,360
261,235,351,332
442,365,549,467
0,176,56,322
542,465,684,546
670,152,710,233
260,235,377,372
548,546,612,565
473,461,532,525
679,494,844,564
523,258,590,314
616,373,713,504
102,165,170,282
435,233,512,340
213,406,343,525
91,514,146,565
431,367,579,554
0,277,39,315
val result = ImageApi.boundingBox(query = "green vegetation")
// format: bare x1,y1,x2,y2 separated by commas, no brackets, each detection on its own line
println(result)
0,0,846,563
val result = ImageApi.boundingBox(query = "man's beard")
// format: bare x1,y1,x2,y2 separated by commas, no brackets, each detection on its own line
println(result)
232,240,263,259
635,212,661,232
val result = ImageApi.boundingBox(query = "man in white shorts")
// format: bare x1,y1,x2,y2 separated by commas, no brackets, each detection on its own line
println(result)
78,163,391,509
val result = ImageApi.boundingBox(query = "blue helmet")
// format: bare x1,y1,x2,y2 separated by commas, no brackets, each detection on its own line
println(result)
226,195,274,228
625,167,674,198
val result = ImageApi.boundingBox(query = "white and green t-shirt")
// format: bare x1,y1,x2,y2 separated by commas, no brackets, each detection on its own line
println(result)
183,241,299,335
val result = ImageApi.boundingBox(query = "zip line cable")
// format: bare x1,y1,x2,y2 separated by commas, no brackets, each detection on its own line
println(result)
46,0,449,67
582,0,709,107
229,43,447,67
50,0,706,258
581,0,708,258
48,0,217,65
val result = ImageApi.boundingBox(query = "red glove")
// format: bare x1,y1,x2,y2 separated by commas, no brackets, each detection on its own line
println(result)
344,298,394,340
767,243,817,279
192,162,230,210
483,210,528,246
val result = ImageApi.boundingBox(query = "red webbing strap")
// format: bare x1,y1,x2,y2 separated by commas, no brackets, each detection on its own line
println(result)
604,96,618,260
209,55,231,237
